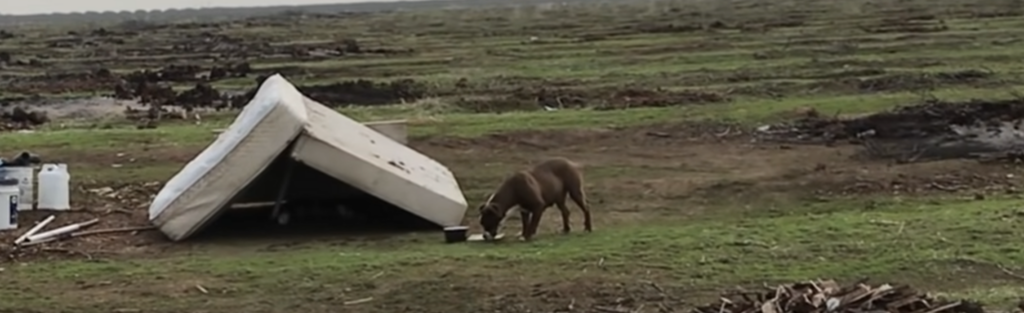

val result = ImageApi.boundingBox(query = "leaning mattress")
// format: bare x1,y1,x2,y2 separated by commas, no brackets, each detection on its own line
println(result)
147,74,468,241
148,74,308,241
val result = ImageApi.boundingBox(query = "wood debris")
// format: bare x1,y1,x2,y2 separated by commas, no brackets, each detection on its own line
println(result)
344,297,374,305
692,280,986,313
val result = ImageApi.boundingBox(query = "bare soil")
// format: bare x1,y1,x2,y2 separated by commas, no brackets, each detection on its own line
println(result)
1,121,1017,263
2,2,1023,309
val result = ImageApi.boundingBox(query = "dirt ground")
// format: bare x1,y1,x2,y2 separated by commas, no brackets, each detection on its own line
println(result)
2,0,1024,310
3,117,1020,312
1,119,1017,263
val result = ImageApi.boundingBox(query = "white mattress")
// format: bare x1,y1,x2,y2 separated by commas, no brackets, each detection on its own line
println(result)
148,74,468,241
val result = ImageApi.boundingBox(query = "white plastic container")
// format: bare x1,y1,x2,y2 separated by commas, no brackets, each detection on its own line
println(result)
37,163,70,211
0,166,34,210
0,178,19,231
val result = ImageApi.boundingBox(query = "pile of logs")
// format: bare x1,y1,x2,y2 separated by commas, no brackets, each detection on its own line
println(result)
693,280,986,313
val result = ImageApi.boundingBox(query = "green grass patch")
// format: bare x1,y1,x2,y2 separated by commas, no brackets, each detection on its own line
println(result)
3,196,1021,310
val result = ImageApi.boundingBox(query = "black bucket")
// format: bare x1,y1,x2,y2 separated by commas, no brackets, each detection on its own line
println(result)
443,226,469,243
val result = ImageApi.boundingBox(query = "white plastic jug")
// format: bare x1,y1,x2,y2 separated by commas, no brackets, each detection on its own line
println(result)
37,163,70,211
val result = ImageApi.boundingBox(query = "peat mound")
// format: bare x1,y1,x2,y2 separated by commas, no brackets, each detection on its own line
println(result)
0,106,49,132
757,99,1024,162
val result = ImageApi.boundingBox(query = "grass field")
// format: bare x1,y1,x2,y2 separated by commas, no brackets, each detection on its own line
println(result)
3,0,1024,312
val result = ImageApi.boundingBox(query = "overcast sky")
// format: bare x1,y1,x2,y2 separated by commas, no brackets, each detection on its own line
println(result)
2,0,387,15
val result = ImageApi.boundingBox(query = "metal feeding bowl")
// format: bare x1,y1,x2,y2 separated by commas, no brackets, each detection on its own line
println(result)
443,226,469,243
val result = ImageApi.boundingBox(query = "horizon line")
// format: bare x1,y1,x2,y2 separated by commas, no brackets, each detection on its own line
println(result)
0,0,444,17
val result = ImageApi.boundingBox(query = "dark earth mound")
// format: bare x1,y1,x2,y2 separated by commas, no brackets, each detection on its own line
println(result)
757,98,1024,163
296,79,427,106
0,106,49,131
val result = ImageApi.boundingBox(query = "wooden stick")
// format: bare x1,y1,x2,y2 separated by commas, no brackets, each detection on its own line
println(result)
17,225,155,248
72,226,156,237
995,264,1024,281
270,154,297,222
344,297,374,305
